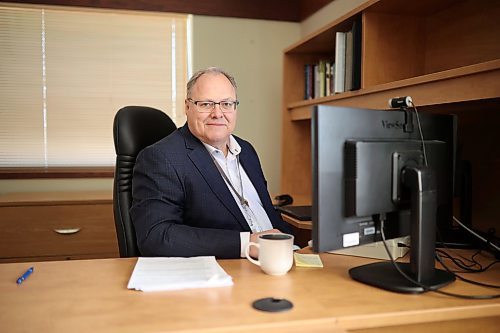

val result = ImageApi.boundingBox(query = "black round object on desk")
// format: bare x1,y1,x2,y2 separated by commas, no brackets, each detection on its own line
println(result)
252,297,293,312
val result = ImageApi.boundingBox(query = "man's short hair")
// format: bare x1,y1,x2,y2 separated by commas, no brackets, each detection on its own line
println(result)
186,67,237,98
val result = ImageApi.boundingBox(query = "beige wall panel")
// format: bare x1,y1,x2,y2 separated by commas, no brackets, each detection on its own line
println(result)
192,15,300,194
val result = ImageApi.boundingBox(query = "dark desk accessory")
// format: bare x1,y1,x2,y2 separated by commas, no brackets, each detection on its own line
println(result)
252,297,293,312
276,205,312,221
274,194,293,207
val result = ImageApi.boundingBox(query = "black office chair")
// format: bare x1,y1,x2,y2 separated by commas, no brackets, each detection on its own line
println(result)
113,106,177,257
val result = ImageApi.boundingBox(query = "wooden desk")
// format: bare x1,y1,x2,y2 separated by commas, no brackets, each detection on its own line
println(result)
0,191,118,262
281,213,312,248
0,251,499,333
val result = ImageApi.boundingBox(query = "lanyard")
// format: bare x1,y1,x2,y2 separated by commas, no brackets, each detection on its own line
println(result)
209,152,249,206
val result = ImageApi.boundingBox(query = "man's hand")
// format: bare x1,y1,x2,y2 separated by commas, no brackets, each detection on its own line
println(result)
248,229,282,259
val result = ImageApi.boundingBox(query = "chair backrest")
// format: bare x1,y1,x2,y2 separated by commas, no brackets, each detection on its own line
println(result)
113,106,177,257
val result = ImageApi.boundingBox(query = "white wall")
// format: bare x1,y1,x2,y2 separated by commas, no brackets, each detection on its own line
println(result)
192,15,300,195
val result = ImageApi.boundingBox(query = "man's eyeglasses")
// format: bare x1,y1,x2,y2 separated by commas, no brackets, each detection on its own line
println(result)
188,99,239,113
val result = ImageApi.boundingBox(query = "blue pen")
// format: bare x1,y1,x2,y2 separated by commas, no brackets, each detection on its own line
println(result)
16,267,34,285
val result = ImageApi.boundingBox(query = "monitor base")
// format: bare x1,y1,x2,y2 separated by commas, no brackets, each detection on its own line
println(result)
349,262,455,294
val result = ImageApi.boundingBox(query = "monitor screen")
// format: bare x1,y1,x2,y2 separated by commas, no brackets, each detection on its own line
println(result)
312,105,457,293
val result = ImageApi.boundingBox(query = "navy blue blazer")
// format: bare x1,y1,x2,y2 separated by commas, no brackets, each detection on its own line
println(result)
131,124,291,259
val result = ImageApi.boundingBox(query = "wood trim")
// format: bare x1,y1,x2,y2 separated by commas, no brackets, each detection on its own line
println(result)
4,0,334,22
284,0,377,53
282,214,312,230
0,191,112,206
0,252,118,263
0,167,114,179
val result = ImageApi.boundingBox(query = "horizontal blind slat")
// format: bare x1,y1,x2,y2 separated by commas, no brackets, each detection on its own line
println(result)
0,5,188,167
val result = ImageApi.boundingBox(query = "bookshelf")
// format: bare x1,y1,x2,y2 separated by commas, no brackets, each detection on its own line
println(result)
280,0,500,233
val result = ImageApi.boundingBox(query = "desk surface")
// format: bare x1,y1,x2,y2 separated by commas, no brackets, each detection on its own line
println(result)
1,250,499,333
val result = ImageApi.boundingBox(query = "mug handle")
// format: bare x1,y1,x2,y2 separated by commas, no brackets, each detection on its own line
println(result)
245,242,260,266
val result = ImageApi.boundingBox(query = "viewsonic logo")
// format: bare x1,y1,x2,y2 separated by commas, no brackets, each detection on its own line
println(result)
381,120,404,130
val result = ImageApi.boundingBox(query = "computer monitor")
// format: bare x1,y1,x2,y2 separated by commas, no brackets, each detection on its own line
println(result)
312,105,456,293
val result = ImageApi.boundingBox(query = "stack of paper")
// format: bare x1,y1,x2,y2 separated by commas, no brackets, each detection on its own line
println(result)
127,256,233,292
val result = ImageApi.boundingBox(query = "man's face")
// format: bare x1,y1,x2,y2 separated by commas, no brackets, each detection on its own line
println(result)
185,73,237,150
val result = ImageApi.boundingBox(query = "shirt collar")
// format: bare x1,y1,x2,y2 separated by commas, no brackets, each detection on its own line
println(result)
202,135,241,157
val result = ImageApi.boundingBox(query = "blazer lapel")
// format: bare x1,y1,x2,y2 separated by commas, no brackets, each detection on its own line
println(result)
238,143,273,212
238,147,286,230
180,125,249,230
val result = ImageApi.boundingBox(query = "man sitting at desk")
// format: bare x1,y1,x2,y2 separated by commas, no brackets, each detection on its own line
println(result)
131,67,291,259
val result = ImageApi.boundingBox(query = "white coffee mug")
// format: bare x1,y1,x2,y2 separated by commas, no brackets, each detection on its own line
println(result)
245,233,294,275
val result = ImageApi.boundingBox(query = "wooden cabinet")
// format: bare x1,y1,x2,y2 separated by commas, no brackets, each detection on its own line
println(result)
281,0,500,232
0,191,119,262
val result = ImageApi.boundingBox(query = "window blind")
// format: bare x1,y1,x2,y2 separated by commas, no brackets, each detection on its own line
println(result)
0,5,188,167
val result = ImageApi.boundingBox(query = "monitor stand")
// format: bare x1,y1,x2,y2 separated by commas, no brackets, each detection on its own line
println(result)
349,166,455,293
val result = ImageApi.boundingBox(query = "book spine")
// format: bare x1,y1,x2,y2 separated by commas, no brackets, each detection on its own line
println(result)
330,62,335,94
325,60,331,96
319,60,326,97
314,63,320,99
334,31,346,93
344,29,354,92
351,15,362,91
304,64,312,99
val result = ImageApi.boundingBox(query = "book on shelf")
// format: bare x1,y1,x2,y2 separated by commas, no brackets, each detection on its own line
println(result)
325,61,331,96
351,15,362,90
304,64,313,99
330,62,335,94
304,60,336,100
334,31,346,93
331,16,363,95
319,60,327,97
314,63,320,99
302,20,361,99
344,29,354,92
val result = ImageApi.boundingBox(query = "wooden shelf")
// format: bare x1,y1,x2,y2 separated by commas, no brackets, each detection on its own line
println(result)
288,59,500,120
280,0,500,233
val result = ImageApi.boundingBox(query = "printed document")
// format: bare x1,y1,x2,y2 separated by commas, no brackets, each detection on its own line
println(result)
127,256,233,292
